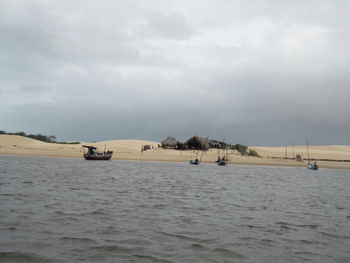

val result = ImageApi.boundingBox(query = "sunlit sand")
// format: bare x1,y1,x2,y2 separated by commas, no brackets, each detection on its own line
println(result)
1,135,349,169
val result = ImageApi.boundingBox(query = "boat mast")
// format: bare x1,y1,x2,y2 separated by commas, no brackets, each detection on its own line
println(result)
199,150,205,163
306,139,311,165
285,145,287,159
222,138,226,158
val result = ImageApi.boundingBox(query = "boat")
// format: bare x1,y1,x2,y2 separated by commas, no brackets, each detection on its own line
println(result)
217,156,228,166
308,163,318,170
82,145,113,160
189,159,199,165
189,151,205,165
217,140,229,166
306,140,318,170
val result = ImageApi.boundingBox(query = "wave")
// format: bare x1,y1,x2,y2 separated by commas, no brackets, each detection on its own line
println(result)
134,254,174,263
239,237,277,247
160,231,196,241
295,224,320,229
213,247,248,259
107,238,153,246
22,181,33,184
242,224,267,229
85,245,135,253
0,193,15,197
320,231,350,239
276,221,319,230
0,251,56,263
60,236,98,245
89,209,112,216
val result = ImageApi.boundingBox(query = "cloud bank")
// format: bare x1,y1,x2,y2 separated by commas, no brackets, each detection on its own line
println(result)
1,0,349,145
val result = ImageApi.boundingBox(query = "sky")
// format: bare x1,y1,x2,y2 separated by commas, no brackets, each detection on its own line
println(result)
1,0,349,146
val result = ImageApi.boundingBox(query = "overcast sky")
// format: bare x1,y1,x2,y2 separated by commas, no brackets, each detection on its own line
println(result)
1,0,349,145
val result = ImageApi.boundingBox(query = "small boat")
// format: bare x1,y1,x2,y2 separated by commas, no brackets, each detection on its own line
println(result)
306,140,318,170
217,157,228,166
82,145,113,160
308,163,318,170
217,140,229,166
189,159,199,165
189,150,205,165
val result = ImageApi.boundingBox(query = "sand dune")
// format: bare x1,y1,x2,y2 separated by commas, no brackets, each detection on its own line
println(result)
252,145,350,161
0,134,50,147
0,135,82,158
1,135,350,169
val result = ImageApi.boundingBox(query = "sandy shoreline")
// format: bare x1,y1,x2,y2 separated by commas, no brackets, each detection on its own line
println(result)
1,135,350,169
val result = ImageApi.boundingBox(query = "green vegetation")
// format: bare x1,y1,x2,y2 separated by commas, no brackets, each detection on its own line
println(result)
161,136,261,157
227,143,261,157
0,130,80,144
247,149,261,157
228,143,248,155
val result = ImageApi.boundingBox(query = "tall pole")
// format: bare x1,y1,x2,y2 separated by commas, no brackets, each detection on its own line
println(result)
292,141,295,159
285,145,287,159
199,150,205,163
306,139,310,165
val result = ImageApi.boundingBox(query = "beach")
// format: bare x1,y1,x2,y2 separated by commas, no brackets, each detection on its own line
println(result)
1,135,350,169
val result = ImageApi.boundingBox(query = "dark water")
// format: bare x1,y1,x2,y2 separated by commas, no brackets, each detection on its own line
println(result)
0,156,349,263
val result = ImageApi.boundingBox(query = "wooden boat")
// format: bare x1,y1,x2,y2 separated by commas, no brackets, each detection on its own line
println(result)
308,163,318,170
306,140,318,170
189,159,199,165
217,140,229,166
82,145,113,160
217,156,228,166
189,150,205,165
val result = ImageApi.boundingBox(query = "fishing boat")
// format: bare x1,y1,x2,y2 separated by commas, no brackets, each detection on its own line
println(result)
189,151,205,165
306,140,318,170
82,145,113,160
189,159,199,165
308,162,318,170
217,140,229,166
217,156,228,166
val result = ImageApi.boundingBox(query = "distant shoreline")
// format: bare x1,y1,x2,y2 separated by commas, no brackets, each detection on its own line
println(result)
270,156,350,163
1,134,350,169
1,152,350,170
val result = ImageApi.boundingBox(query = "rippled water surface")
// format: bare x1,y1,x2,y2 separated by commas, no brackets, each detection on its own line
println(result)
0,155,349,262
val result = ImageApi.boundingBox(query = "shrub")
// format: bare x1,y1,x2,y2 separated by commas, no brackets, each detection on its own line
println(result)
247,149,261,157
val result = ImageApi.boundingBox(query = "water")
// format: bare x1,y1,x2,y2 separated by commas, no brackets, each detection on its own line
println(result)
0,155,349,263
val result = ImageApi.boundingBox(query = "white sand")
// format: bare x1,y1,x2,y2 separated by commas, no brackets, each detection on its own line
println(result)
1,135,350,169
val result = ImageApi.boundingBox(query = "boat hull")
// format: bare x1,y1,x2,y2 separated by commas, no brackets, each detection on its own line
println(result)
217,160,228,166
84,153,113,160
189,160,199,165
308,164,318,170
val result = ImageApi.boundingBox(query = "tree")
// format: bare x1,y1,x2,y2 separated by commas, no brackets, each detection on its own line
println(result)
247,149,261,157
16,131,26,136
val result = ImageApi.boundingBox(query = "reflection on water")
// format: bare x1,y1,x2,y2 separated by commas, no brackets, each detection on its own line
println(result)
0,155,349,262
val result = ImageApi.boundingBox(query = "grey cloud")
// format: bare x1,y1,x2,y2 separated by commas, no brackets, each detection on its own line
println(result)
1,0,350,146
140,11,196,40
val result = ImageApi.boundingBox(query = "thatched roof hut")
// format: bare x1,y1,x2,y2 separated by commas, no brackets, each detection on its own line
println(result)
185,136,211,151
161,135,229,151
208,139,226,149
161,136,179,149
